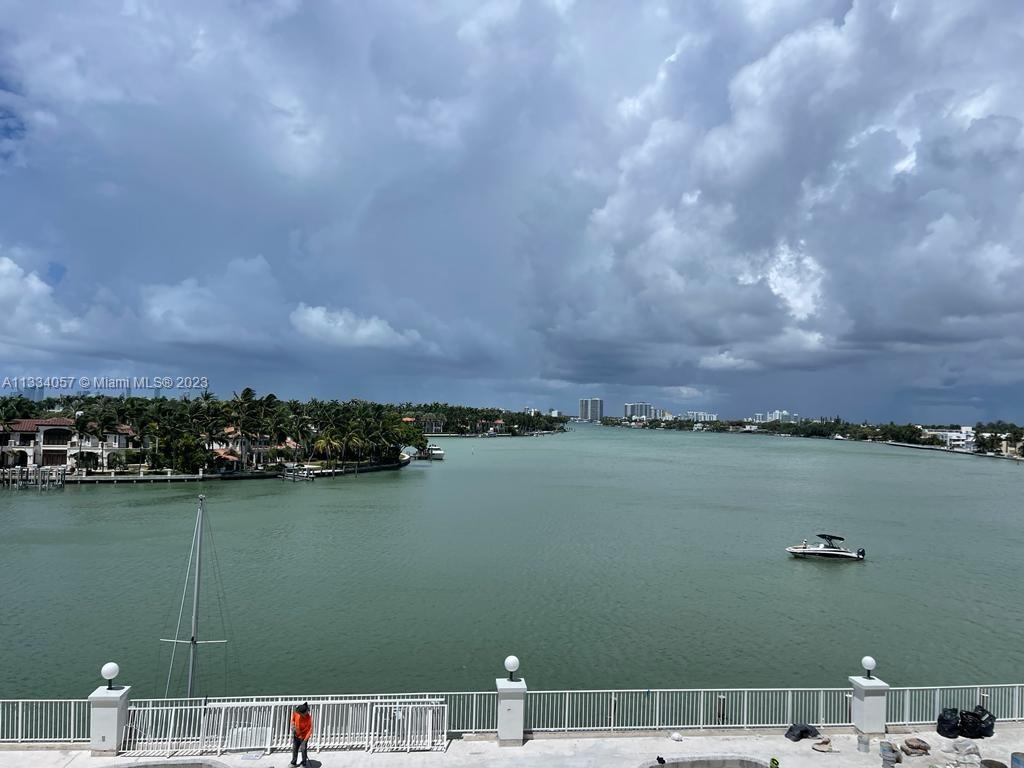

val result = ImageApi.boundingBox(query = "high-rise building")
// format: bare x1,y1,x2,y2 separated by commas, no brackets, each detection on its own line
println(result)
625,402,656,420
579,397,603,421
686,410,719,422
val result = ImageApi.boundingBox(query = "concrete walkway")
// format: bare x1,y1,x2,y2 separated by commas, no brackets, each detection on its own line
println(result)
2,726,1021,768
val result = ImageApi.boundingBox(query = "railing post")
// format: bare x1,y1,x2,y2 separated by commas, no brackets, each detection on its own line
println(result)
89,683,132,755
495,675,527,746
17,701,22,743
849,675,889,734
564,692,569,732
365,702,372,751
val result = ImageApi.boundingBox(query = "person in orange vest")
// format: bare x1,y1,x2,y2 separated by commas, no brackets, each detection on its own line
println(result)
290,702,312,767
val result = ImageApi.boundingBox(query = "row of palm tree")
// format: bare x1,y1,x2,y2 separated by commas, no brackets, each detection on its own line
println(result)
1,390,429,473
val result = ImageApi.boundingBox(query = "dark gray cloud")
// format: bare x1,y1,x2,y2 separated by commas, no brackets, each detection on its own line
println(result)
0,0,1022,419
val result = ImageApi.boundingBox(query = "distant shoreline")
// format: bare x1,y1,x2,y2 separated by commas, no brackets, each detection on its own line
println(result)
423,430,564,438
599,422,1023,463
884,440,1023,462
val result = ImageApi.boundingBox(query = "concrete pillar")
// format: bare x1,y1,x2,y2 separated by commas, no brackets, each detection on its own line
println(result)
849,676,889,734
88,684,131,755
496,677,527,746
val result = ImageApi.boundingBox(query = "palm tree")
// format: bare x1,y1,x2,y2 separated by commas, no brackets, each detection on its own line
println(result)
340,422,365,475
72,413,95,470
313,431,342,467
90,409,117,470
228,388,258,469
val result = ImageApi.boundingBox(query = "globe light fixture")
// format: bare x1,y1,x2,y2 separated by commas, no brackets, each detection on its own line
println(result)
861,655,876,679
504,655,520,682
101,662,120,690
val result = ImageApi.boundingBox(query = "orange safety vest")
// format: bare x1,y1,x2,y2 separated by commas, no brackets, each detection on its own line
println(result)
292,711,312,741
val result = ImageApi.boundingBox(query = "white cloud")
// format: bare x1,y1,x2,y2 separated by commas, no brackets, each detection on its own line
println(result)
0,251,80,340
765,242,823,321
661,385,707,401
140,256,282,344
289,304,423,349
699,351,759,371
395,95,475,151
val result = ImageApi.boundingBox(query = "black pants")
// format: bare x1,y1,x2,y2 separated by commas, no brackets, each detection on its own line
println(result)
291,734,308,765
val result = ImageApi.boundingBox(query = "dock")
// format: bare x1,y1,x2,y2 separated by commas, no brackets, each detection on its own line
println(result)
1,466,67,490
64,472,207,484
3,454,414,489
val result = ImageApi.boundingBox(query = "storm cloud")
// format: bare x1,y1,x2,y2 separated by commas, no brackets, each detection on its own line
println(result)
1,0,1022,421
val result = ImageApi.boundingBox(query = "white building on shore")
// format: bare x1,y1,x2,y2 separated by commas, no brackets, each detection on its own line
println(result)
0,418,138,468
921,425,975,451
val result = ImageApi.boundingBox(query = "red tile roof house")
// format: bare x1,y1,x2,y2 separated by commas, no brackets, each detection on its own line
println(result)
206,426,275,468
0,418,138,469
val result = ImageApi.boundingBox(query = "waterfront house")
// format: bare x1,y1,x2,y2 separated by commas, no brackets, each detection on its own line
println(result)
0,418,138,468
476,419,507,434
921,426,975,451
207,426,273,468
417,413,446,434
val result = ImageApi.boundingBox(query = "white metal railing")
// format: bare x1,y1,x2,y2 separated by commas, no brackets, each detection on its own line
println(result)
525,688,853,732
6,682,1024,750
887,685,1024,725
122,698,448,756
129,692,497,734
0,700,90,743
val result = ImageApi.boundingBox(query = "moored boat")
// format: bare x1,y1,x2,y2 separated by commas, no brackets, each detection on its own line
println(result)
786,533,865,561
417,443,445,460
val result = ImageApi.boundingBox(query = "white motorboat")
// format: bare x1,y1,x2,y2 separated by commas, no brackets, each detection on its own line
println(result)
425,443,445,460
786,534,865,561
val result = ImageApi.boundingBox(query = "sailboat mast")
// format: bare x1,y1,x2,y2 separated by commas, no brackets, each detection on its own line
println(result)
187,494,205,698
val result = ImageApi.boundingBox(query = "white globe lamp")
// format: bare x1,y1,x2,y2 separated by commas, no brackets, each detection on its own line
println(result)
101,661,120,690
504,655,520,681
861,655,876,679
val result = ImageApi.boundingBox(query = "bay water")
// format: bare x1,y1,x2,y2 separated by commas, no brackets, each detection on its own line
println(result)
1,425,1022,699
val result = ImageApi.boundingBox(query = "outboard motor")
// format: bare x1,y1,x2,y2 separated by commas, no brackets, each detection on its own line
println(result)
856,548,866,560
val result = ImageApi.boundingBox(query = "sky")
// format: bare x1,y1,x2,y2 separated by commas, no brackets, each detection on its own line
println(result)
1,0,1022,423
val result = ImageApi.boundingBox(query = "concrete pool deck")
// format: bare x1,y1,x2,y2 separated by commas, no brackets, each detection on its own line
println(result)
2,726,1022,768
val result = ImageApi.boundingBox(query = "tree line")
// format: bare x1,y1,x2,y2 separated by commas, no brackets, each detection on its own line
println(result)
0,391,561,473
601,415,1024,454
396,402,568,435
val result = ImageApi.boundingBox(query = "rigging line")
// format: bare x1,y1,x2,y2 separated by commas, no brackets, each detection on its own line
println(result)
165,506,201,699
204,508,237,695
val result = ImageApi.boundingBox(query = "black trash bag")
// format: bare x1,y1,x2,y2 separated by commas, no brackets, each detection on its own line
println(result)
959,709,984,739
785,723,820,741
972,706,995,738
937,708,960,738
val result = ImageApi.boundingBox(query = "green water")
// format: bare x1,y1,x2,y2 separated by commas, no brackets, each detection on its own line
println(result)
1,425,1022,699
